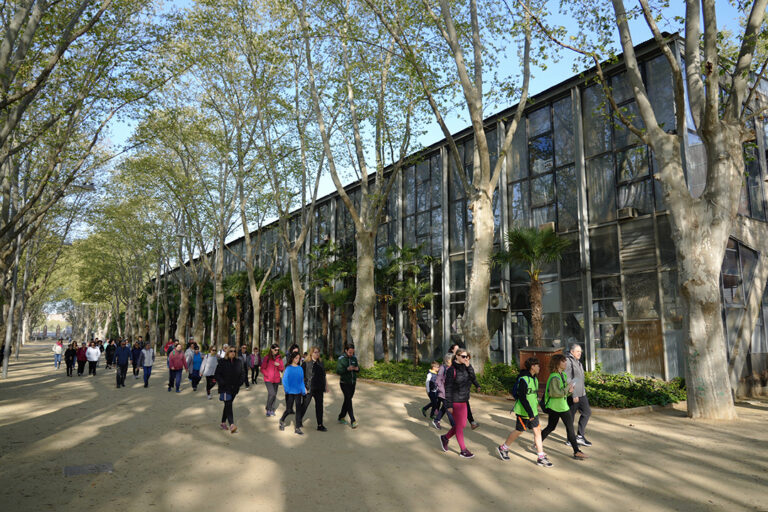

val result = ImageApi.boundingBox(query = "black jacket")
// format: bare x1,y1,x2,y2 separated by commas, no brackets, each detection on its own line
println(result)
444,363,479,408
64,348,77,364
302,359,327,393
105,344,116,358
214,358,244,396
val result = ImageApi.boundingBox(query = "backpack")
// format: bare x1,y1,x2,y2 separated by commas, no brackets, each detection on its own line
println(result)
512,375,524,399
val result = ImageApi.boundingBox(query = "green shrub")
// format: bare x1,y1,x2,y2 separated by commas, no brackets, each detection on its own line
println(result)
477,361,518,395
584,367,686,408
358,361,431,387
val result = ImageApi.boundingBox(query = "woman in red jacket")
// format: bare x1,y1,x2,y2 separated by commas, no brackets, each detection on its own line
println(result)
76,342,88,376
260,344,284,417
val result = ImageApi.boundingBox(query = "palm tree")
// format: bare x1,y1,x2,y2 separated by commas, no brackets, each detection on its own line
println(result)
224,271,249,348
494,227,570,347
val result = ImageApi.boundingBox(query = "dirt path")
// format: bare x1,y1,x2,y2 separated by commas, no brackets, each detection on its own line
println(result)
1,341,766,512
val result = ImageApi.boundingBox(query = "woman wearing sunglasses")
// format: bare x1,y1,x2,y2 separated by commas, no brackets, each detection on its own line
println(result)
440,350,477,458
214,347,245,433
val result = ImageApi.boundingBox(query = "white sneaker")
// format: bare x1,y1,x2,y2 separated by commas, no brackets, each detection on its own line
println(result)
207,394,212,400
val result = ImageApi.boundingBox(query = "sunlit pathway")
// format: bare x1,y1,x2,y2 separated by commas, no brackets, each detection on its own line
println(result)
1,341,767,512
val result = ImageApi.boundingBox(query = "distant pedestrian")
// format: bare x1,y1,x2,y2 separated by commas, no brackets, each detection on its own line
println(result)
301,346,328,432
105,340,116,369
432,353,455,430
167,343,188,393
261,344,284,417
566,344,592,447
76,342,87,376
86,342,100,376
131,342,142,379
214,346,244,433
139,344,155,388
497,357,552,467
114,340,131,388
249,347,261,384
279,351,306,435
239,345,251,389
200,347,218,399
64,342,77,377
336,344,359,428
439,350,476,458
189,345,203,391
421,361,440,419
52,339,63,369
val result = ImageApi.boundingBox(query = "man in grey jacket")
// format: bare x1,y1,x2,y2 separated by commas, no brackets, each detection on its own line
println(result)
565,344,592,447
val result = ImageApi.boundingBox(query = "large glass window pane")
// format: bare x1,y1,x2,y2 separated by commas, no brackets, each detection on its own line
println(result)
508,285,530,309
556,165,578,231
509,181,530,229
722,239,742,305
416,212,430,237
746,146,766,220
487,128,498,171
561,280,583,312
590,226,620,275
594,323,626,373
431,161,442,208
404,216,416,247
416,180,429,212
592,276,622,299
463,139,474,182
404,166,415,215
449,201,465,252
417,160,430,183
529,134,554,175
620,218,656,271
529,107,551,137
614,101,644,148
542,281,561,314
543,313,560,339
656,216,676,268
625,272,660,319
740,244,757,298
587,154,616,223
661,270,683,330
611,72,633,103
450,257,465,291
560,233,580,279
583,85,611,157
646,54,676,133
532,205,555,227
508,124,528,181
450,148,465,201
618,179,655,214
531,173,554,205
554,96,574,167
562,312,585,346
617,146,650,182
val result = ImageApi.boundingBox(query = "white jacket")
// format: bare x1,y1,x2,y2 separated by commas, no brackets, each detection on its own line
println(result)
52,344,63,355
86,347,100,362
200,354,218,377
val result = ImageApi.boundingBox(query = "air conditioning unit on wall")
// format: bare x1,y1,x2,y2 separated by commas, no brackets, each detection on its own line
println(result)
489,292,508,311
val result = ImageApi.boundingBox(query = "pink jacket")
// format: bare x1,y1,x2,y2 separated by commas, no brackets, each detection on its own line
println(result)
260,355,284,383
168,351,188,371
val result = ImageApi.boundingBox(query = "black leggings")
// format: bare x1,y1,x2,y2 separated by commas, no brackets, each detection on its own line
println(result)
251,366,259,383
77,360,86,375
338,382,356,422
541,409,580,454
88,361,97,375
206,376,216,395
66,362,74,376
466,400,475,423
302,390,324,426
280,393,304,426
221,399,234,425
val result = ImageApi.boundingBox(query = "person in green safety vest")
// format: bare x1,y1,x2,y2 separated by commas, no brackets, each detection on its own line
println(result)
540,354,588,460
496,357,552,467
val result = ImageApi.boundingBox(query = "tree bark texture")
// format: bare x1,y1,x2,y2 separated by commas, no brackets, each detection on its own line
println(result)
530,278,543,348
351,232,376,367
289,252,306,353
175,286,190,343
193,284,205,347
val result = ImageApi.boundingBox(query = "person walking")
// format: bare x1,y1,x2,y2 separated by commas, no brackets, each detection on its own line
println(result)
52,339,63,369
167,343,188,393
239,345,251,389
200,347,219,399
114,340,131,388
336,343,359,428
439,350,477,458
449,343,479,429
301,346,328,432
540,354,587,460
189,345,203,391
64,342,77,377
421,361,440,419
86,342,100,376
497,357,552,467
214,346,244,433
432,353,455,430
279,351,306,435
139,343,156,388
76,342,87,376
261,344,284,417
131,342,142,379
566,344,592,447
105,340,116,370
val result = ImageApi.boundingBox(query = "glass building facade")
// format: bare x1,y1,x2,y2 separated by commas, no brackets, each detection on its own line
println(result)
213,38,768,382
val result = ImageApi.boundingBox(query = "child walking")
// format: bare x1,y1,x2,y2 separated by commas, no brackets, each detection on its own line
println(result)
421,361,440,419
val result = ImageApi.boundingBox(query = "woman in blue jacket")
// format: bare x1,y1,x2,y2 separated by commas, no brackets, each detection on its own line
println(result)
279,351,306,435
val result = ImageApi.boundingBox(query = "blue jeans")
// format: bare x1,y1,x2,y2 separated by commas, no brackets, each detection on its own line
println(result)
54,354,61,368
168,369,182,391
143,366,152,386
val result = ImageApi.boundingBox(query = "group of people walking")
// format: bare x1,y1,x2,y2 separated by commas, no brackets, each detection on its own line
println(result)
52,334,593,466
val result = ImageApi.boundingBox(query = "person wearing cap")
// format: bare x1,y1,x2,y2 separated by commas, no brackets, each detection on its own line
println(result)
336,344,359,428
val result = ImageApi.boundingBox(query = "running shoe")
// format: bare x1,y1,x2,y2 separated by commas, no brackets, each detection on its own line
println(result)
440,435,449,452
459,450,474,458
351,421,358,429
230,425,237,434
220,423,228,430
295,427,304,435
421,408,428,417
537,456,553,468
207,394,212,400
265,410,270,417
279,421,285,431
573,451,588,460
497,445,510,460
317,425,328,432
432,419,441,430
338,418,348,425
470,422,479,430
564,440,572,447
576,435,592,447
